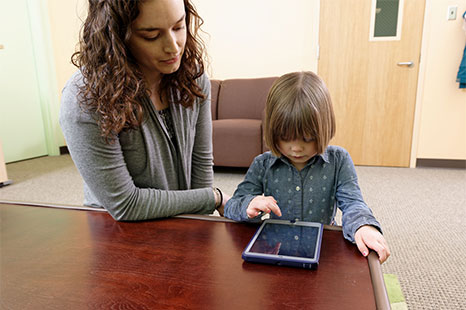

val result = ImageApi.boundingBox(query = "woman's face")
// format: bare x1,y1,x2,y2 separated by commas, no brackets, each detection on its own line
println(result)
128,0,187,83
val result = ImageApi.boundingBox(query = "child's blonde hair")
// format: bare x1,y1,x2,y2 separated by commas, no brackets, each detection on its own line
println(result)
264,71,335,156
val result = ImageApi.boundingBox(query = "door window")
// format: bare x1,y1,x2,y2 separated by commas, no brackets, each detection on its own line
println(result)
370,0,404,41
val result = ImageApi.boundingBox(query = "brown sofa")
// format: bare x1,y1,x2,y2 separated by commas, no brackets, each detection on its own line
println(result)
210,77,277,167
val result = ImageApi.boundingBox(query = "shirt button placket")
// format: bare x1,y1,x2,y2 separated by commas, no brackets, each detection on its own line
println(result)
295,181,303,220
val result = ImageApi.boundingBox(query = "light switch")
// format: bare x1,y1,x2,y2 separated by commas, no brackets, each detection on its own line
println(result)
447,6,457,20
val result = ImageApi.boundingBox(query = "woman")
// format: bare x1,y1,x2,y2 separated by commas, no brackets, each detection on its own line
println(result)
60,0,228,221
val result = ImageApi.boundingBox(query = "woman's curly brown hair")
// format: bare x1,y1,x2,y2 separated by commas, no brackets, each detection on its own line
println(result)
71,0,207,142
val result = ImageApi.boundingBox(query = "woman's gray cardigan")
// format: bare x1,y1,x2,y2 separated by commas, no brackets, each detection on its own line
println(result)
59,71,216,221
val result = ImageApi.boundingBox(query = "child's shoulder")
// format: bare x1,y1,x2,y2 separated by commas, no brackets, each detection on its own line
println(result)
325,145,349,155
323,145,353,166
251,151,278,167
254,151,275,162
320,146,357,173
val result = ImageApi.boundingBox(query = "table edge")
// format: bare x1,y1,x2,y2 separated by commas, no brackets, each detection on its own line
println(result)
368,251,391,309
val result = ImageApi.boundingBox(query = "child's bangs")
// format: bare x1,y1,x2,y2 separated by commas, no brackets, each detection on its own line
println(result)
274,102,317,141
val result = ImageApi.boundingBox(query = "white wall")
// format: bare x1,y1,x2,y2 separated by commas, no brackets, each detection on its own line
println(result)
195,0,320,79
47,0,87,100
414,1,466,161
47,0,320,88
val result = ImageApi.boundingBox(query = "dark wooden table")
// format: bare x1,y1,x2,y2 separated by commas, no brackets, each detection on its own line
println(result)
0,202,389,309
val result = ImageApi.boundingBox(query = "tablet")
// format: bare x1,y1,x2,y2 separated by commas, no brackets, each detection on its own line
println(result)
242,219,324,269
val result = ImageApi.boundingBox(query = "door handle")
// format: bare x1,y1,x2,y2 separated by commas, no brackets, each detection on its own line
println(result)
397,61,413,67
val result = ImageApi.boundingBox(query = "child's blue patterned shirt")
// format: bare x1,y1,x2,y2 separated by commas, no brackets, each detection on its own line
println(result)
224,145,381,242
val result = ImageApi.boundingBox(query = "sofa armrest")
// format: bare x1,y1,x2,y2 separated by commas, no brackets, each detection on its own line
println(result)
210,79,221,121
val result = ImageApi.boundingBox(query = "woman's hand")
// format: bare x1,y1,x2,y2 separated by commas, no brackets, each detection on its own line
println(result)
354,225,390,263
247,196,282,219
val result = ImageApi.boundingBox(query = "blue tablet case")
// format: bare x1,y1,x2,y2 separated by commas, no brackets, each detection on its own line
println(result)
242,219,324,269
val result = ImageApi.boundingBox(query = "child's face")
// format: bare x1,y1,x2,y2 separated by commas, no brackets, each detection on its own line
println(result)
278,137,317,171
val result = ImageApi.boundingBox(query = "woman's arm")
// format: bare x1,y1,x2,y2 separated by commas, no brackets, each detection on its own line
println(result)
190,73,214,189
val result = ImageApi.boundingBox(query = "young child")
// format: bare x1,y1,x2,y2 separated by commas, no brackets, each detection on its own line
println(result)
224,71,390,263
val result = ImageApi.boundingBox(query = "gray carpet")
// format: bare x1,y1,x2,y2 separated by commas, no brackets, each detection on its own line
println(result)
1,154,465,309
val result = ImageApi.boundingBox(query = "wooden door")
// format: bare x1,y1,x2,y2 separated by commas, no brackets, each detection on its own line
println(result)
0,0,48,163
318,0,425,167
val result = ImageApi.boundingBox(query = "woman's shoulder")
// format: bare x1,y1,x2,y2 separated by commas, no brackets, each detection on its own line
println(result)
59,70,95,122
196,71,211,95
63,70,84,93
61,70,85,106
197,71,210,84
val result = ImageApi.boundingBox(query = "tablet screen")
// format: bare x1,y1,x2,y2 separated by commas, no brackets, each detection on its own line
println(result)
249,222,320,259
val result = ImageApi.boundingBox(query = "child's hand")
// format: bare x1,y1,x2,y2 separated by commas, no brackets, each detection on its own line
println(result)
247,196,282,219
354,225,390,264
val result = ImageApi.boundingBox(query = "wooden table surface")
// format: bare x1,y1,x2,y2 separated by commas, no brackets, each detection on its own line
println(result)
0,202,389,309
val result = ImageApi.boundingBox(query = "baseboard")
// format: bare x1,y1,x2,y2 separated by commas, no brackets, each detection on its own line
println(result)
416,158,466,169
59,146,69,155
0,180,13,188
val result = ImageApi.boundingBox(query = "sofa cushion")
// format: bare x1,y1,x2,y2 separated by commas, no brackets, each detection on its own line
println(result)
217,77,277,120
212,119,262,167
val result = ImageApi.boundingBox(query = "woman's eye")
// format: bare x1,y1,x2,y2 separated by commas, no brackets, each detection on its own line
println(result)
174,26,185,31
144,35,159,41
304,137,315,142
